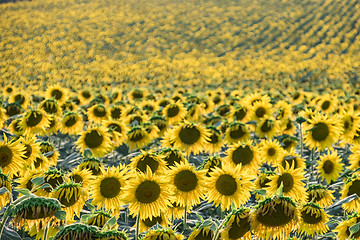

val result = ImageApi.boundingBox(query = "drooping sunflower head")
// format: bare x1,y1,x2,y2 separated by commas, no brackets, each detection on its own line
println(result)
306,184,335,208
40,99,61,116
150,116,168,136
61,111,84,135
138,213,169,233
224,121,250,145
9,118,24,136
252,196,299,240
130,150,167,174
9,91,29,108
76,126,112,157
341,175,360,213
142,228,183,240
254,171,276,199
78,157,104,176
11,196,62,231
109,105,124,120
21,109,51,136
348,144,360,171
199,155,223,177
255,117,279,139
220,208,252,240
53,223,98,240
128,88,148,103
5,103,22,118
0,171,12,208
159,148,186,169
36,169,65,196
280,135,298,152
188,226,215,240
335,214,360,240
86,210,112,228
280,152,306,171
95,230,128,240
103,120,128,145
230,105,249,122
40,141,60,166
205,126,223,154
298,203,329,237
170,121,210,155
316,151,343,184
126,125,151,150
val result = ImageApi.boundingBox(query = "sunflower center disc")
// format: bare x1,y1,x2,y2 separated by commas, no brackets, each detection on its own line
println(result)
94,106,106,117
256,201,294,227
6,105,21,117
277,173,294,193
84,130,104,148
232,145,253,166
26,111,43,127
165,152,182,167
209,133,219,144
0,146,13,168
108,123,122,133
100,177,121,198
255,107,266,118
136,155,159,173
267,148,276,156
234,108,246,121
24,206,56,220
260,120,272,133
51,89,63,100
65,115,77,127
142,216,162,227
111,108,121,119
132,91,143,99
228,216,250,239
59,187,80,207
179,126,201,145
167,106,180,118
281,158,297,169
135,180,161,203
347,180,360,197
70,174,83,184
24,144,32,158
301,209,323,224
229,126,246,139
321,101,330,110
311,122,329,141
215,174,237,196
174,170,198,192
14,94,25,105
129,130,145,142
323,160,334,174
194,229,214,240
82,91,91,98
344,120,350,130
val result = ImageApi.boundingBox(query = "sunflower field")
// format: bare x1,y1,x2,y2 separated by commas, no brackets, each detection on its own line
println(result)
0,0,360,239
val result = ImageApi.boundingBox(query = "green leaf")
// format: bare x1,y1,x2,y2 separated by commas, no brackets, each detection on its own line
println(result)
31,176,44,186
54,210,66,220
254,189,266,195
195,212,204,222
16,189,31,195
296,116,307,124
85,202,95,212
80,213,98,223
276,182,284,196
0,187,10,195
84,149,93,157
103,216,117,230
38,183,53,190
350,222,360,235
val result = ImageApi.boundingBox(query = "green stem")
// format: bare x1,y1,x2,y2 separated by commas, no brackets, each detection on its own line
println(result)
212,218,226,240
135,213,140,240
183,205,188,230
43,221,50,240
0,216,9,239
299,123,303,158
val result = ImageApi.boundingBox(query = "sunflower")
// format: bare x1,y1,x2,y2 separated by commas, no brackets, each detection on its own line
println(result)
204,164,253,211
9,92,29,110
349,144,360,171
255,117,279,138
199,155,223,177
280,135,298,152
129,150,167,174
138,213,170,233
27,225,59,240
0,135,26,175
11,196,62,231
290,90,305,104
78,89,93,105
103,120,128,145
230,105,249,122
95,230,128,240
150,116,168,136
61,100,78,113
303,113,341,150
306,184,335,208
78,157,104,176
5,103,22,118
87,104,109,124
339,108,360,142
126,125,151,150
68,167,93,189
140,100,159,116
298,203,329,237
123,167,172,220
8,118,24,136
158,148,186,169
31,153,50,171
169,121,210,155
341,175,360,213
128,88,148,103
86,210,114,228
224,140,260,175
40,141,60,166
110,88,123,103
61,111,84,135
224,121,250,145
109,105,124,120
205,126,223,154
275,100,292,123
281,118,297,135
21,109,51,136
42,115,60,135
167,200,192,220
3,84,15,97
76,126,112,157
36,169,65,197
0,171,11,208
162,101,187,125
335,214,360,240
220,208,252,240
250,101,273,121
52,181,88,221
39,99,61,116
258,139,286,166
254,171,276,200
90,166,127,212
53,223,97,240
188,226,215,240
47,85,68,103
251,196,299,240
317,151,343,184
266,165,306,202
16,169,41,194
142,228,183,240
141,122,159,140
280,151,306,170
124,113,148,126
168,161,205,208
317,94,337,113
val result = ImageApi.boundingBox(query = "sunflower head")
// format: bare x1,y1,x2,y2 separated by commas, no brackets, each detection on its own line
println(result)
0,171,11,208
21,109,50,136
40,99,60,115
188,226,215,240
53,223,98,240
224,121,250,144
150,116,168,135
5,103,22,117
142,228,183,240
199,155,222,177
306,184,334,207
95,230,128,240
76,126,112,157
221,208,252,240
87,210,112,228
298,202,329,236
130,150,166,174
159,148,186,169
126,125,151,150
316,151,343,184
78,157,104,176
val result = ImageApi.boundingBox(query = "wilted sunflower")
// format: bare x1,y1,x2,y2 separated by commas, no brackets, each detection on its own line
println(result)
61,112,84,135
53,223,97,240
298,203,329,237
36,169,65,197
168,161,205,208
52,181,88,221
169,121,210,155
204,164,253,211
335,213,360,240
205,126,223,154
341,175,360,213
138,213,170,233
159,148,186,169
86,210,113,228
0,171,11,208
123,167,172,220
0,134,26,175
129,150,167,174
251,196,299,239
188,226,215,240
162,101,187,125
224,140,260,175
255,117,279,138
306,184,335,208
78,157,104,176
40,99,61,116
76,126,112,157
40,141,60,166
47,85,68,103
317,151,343,184
224,121,250,145
266,165,306,203
11,196,62,231
258,139,286,166
21,109,51,136
303,114,341,150
68,167,93,189
142,228,183,240
90,166,127,212
126,125,151,150
87,104,109,124
220,208,252,240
